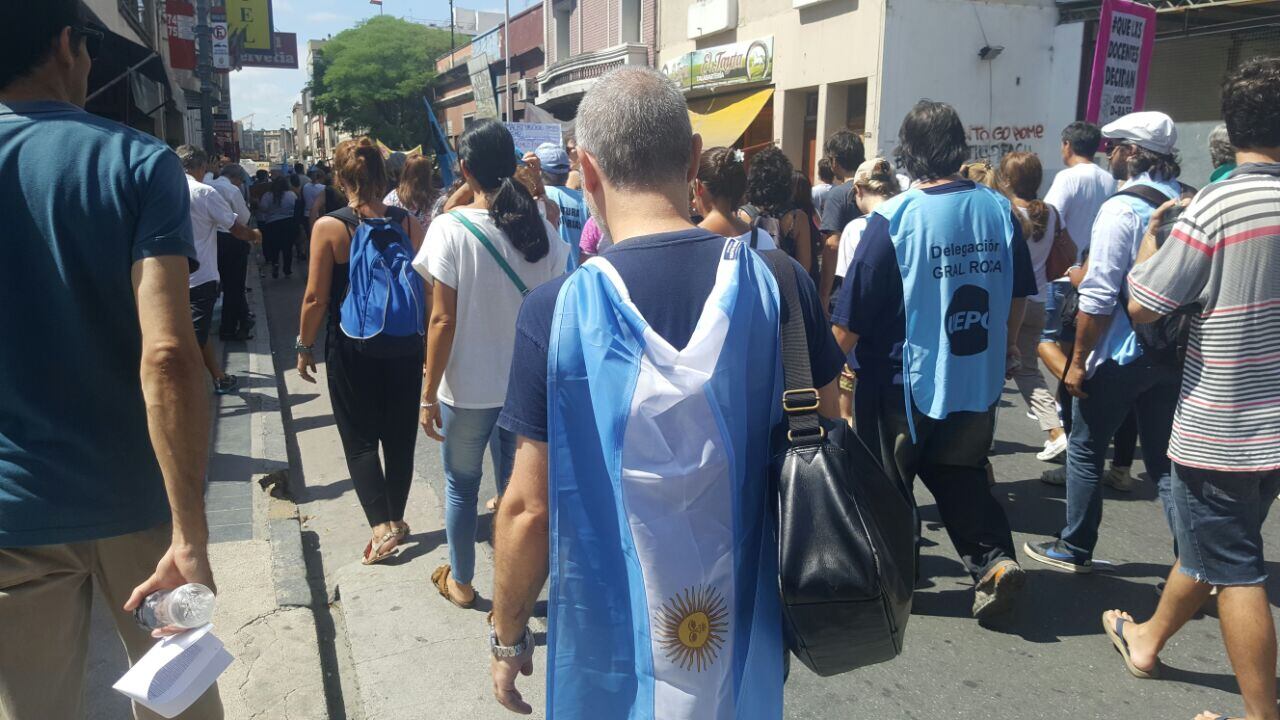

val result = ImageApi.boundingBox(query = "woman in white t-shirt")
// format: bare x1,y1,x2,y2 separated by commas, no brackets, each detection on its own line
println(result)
414,119,568,610
998,151,1068,461
692,146,777,250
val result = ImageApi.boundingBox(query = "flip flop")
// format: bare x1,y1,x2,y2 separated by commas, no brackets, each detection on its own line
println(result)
431,564,476,609
1102,611,1160,679
361,531,400,566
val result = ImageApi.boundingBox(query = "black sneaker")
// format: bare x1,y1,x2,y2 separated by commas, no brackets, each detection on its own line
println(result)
1024,540,1093,573
973,559,1026,620
214,375,240,395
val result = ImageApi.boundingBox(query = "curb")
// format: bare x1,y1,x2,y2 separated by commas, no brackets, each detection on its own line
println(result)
243,268,313,609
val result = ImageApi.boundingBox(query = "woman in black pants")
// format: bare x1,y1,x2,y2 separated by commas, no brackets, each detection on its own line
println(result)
258,175,298,278
294,137,428,564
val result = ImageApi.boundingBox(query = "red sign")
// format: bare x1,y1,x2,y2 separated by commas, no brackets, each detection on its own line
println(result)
237,32,299,69
165,0,196,71
1085,0,1158,125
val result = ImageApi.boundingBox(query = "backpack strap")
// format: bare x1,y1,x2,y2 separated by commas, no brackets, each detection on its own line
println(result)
448,211,529,296
1113,184,1174,209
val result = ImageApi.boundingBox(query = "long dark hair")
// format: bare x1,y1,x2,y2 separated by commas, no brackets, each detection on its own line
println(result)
459,119,549,263
270,174,289,206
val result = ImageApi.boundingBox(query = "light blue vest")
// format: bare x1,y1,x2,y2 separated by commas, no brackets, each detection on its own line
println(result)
546,185,586,272
874,185,1015,433
545,239,784,719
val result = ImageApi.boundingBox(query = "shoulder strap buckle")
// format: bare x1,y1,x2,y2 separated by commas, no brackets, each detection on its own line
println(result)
782,388,820,414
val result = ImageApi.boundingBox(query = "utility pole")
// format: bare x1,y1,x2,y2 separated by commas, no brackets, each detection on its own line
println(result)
195,0,215,154
503,0,512,121
449,0,455,55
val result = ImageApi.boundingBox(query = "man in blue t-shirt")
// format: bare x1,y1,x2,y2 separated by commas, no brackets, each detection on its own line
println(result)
832,100,1037,623
536,141,588,269
0,3,222,716
486,67,845,716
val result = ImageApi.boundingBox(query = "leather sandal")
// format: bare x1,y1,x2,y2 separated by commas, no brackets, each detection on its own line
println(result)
361,531,399,566
431,564,476,609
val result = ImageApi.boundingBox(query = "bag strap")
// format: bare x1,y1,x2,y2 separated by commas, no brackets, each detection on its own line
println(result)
449,210,529,296
760,249,823,444
749,218,760,250
1113,184,1172,209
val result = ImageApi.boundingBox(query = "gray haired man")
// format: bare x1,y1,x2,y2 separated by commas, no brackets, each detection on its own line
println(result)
488,67,846,717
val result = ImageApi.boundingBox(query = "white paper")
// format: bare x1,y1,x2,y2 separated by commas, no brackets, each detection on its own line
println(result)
113,625,233,719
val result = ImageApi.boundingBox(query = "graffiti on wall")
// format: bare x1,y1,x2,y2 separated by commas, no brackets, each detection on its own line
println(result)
967,124,1045,162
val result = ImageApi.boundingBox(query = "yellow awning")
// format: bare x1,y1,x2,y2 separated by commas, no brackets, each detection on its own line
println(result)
687,88,774,150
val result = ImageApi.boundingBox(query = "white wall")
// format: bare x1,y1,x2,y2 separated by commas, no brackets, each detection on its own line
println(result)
876,0,1082,190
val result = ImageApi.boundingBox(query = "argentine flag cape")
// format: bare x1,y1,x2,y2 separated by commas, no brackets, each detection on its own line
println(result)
545,238,785,719
874,184,1015,436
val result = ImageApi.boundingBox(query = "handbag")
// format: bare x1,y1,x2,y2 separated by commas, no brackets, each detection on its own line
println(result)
762,250,916,677
1043,205,1078,281
449,210,530,296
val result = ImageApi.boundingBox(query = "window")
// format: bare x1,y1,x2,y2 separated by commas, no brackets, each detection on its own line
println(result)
555,2,573,61
621,0,640,44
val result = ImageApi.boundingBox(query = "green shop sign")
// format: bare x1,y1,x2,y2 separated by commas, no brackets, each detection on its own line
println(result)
662,37,773,91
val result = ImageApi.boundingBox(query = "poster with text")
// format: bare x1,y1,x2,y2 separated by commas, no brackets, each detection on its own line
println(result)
164,0,196,71
1085,0,1157,126
505,123,563,155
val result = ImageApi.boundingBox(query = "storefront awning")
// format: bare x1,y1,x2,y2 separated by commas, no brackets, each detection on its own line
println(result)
85,21,169,104
688,89,774,150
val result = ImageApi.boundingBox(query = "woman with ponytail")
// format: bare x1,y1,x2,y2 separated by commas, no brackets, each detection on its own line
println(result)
295,137,427,566
692,147,777,249
998,151,1067,460
413,119,568,609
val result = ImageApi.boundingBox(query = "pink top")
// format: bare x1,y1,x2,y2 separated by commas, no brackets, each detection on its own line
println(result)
579,216,603,255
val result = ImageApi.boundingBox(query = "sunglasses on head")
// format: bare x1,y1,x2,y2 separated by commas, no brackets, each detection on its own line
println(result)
71,26,104,60
1103,140,1131,154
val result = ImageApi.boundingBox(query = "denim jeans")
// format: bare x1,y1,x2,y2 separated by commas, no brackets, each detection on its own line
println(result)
1060,358,1180,559
876,383,1016,582
440,404,516,585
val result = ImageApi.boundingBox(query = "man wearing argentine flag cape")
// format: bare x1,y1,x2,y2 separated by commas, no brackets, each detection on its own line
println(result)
488,67,847,718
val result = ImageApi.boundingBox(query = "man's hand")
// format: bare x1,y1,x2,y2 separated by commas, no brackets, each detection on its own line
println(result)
1135,198,1187,266
124,541,215,637
492,649,535,714
1064,363,1089,398
297,350,317,383
517,153,545,198
1005,343,1022,380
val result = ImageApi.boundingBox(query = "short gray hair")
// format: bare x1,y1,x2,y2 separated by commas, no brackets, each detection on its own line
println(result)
575,66,692,190
1208,123,1235,167
175,145,207,172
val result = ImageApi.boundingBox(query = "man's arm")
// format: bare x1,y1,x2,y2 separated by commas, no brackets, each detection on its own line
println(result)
229,221,260,244
819,231,839,310
1064,311,1110,398
490,436,550,715
124,256,214,622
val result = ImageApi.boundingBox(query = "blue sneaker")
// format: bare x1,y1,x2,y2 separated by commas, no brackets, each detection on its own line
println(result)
1024,540,1093,573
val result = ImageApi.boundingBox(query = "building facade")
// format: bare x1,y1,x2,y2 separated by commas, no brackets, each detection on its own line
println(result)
434,4,547,142
658,0,1081,181
535,0,659,118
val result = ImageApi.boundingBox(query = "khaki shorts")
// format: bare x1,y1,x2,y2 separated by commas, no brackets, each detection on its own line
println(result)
0,525,223,720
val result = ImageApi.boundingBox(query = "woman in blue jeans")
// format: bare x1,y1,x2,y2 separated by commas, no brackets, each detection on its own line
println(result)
414,120,568,608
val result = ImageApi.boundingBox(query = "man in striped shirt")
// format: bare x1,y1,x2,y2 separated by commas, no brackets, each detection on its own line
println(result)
1100,57,1280,720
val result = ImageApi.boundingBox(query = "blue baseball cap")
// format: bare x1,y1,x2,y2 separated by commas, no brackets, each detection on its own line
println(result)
534,142,571,175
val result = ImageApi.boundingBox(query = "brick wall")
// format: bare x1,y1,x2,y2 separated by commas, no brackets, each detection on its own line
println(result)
541,0,658,68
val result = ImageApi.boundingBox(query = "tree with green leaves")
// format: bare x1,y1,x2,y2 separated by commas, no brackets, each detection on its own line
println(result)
310,16,453,148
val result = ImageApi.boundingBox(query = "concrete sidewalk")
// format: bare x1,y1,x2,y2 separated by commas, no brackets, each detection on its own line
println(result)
262,268,547,719
84,267,330,720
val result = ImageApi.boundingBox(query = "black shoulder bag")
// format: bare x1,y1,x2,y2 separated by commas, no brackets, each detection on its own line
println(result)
762,250,916,677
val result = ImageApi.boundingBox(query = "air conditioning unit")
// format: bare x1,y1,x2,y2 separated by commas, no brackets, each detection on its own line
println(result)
517,78,535,102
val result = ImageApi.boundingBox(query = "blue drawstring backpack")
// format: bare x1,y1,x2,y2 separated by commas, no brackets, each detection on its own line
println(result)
339,213,425,340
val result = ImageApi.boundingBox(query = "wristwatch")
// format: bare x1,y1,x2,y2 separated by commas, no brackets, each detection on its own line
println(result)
489,625,533,659
295,336,314,353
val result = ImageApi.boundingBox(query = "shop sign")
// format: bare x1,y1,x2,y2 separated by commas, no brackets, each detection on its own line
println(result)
662,37,773,92
227,0,274,51
238,32,299,69
1085,0,1156,125
165,0,196,72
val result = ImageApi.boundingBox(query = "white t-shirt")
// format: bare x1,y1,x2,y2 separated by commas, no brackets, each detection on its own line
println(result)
414,208,568,408
835,216,868,279
186,174,235,288
1015,205,1061,303
1044,162,1116,259
210,176,250,226
811,182,832,217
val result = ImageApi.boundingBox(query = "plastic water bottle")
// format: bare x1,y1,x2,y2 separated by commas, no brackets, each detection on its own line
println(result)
134,583,216,631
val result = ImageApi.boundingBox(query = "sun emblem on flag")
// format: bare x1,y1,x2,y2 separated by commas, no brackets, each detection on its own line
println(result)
656,585,728,672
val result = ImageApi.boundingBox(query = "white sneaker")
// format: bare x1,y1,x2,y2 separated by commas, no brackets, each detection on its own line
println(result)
1036,435,1068,462
1103,465,1135,492
1026,411,1038,421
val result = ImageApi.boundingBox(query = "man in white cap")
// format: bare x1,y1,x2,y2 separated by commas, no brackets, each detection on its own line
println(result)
1026,111,1188,574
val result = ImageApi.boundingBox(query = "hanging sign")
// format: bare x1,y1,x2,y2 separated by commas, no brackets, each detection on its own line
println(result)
1085,0,1157,125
